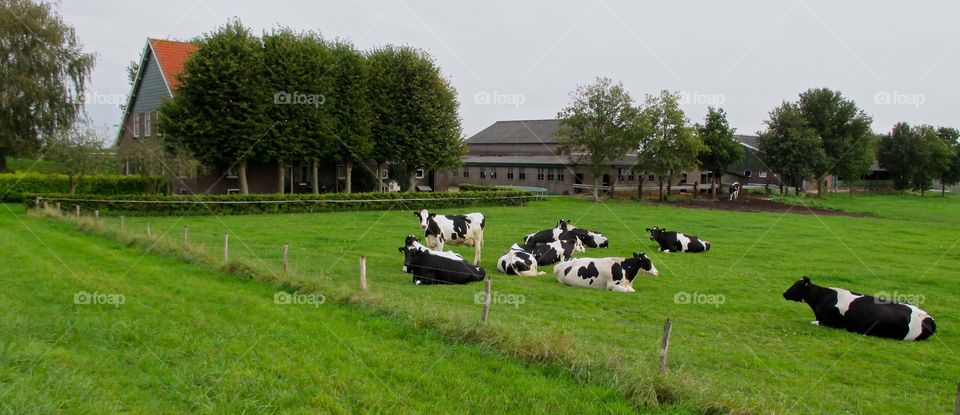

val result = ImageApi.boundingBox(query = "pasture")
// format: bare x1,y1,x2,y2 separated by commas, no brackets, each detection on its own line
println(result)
13,194,960,413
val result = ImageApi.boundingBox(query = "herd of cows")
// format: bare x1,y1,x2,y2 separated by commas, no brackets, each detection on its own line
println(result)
399,208,937,341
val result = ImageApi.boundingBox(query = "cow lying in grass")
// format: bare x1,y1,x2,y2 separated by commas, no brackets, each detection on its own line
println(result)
646,227,710,253
399,236,485,285
554,253,658,292
414,209,485,265
529,238,585,266
782,276,936,341
496,244,543,276
523,220,609,249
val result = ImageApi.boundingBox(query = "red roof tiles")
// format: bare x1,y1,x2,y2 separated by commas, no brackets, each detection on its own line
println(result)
148,38,198,90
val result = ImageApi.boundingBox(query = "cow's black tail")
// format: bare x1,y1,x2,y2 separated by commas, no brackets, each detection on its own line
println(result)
916,317,936,341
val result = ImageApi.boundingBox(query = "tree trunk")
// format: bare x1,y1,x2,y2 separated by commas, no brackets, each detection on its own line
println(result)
817,179,822,198
658,177,664,201
592,176,600,201
68,175,77,195
311,160,319,194
277,161,285,194
637,175,644,199
238,162,249,194
407,166,418,192
667,174,672,197
289,161,294,194
0,147,7,173
344,159,353,193
711,176,717,200
376,161,385,193
693,181,698,199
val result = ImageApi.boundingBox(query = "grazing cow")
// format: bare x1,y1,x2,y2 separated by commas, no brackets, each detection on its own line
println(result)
782,276,936,341
645,227,710,253
399,240,486,285
729,182,741,201
554,253,659,292
414,209,485,265
523,219,574,247
496,244,543,276
529,238,585,266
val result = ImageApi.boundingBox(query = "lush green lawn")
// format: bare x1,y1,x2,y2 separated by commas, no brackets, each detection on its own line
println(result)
5,157,69,174
0,204,663,414
98,194,960,414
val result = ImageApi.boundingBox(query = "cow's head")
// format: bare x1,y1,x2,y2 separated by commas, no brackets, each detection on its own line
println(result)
645,227,663,241
571,237,586,253
622,252,658,278
783,276,812,302
404,235,420,248
413,209,435,231
556,219,574,230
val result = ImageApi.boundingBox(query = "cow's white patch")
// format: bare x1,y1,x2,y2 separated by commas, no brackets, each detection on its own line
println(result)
810,321,820,326
648,263,659,276
675,233,692,251
588,232,607,246
830,288,862,315
903,305,930,341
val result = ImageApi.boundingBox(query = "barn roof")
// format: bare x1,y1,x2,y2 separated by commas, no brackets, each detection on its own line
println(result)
466,119,562,144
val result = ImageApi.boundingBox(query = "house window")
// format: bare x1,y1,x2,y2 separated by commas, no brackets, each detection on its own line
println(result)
144,113,152,137
700,173,708,183
680,174,688,184
415,169,425,179
381,169,389,179
133,113,141,138
518,168,526,180
744,170,752,178
226,166,238,179
628,171,634,181
759,171,768,178
299,165,309,185
618,168,625,181
462,168,469,178
337,165,346,179
557,170,565,182
547,169,555,181
537,168,545,181
479,168,486,179
490,168,497,179
647,175,654,181
507,167,514,179
227,188,240,194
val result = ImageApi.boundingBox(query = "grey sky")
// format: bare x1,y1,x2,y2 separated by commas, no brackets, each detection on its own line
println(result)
61,0,960,141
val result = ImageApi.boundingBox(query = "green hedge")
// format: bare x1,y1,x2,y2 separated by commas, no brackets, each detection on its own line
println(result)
0,173,165,202
458,183,499,192
27,190,534,216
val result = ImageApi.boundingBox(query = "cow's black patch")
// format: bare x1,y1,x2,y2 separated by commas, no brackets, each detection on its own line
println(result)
611,263,623,281
577,262,599,280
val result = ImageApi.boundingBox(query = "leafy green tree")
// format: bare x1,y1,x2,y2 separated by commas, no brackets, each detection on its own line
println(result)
159,21,271,194
877,122,921,192
367,46,463,191
636,90,704,200
327,41,373,193
556,77,643,201
758,102,828,195
697,107,743,199
912,125,953,196
797,88,874,197
44,118,114,194
936,127,960,196
0,0,95,172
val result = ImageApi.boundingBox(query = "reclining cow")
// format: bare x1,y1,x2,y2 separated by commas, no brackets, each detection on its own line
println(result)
414,209,485,265
782,276,936,341
646,227,710,253
524,220,609,249
554,253,658,292
399,235,463,272
529,238,585,266
729,182,741,201
496,244,543,276
523,219,574,247
399,238,486,285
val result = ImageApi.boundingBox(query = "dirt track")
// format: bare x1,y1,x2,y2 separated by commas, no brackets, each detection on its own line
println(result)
667,195,874,217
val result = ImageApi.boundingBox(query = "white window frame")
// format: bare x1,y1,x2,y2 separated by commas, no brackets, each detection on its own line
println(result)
133,113,141,138
759,171,768,179
227,188,241,194
299,165,309,185
415,169,425,179
744,170,752,178
337,165,346,180
380,169,389,179
490,168,497,179
144,113,152,137
226,166,238,179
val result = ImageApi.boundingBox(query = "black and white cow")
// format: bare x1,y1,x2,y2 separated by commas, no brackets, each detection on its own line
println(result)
782,276,936,341
554,253,658,292
400,235,463,271
729,182,741,201
496,244,543,276
523,219,574,247
399,238,486,285
414,209,485,265
523,220,609,249
646,227,710,253
529,238,585,266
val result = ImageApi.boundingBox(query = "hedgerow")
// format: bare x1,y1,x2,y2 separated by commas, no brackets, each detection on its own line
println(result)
0,173,164,202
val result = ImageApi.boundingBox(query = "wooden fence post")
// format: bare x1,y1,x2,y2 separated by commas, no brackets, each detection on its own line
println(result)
94,210,99,222
119,215,125,233
481,278,492,323
75,204,80,219
55,202,61,215
34,197,40,211
659,318,672,375
359,256,368,292
146,222,152,240
183,227,189,250
282,244,289,273
223,233,229,263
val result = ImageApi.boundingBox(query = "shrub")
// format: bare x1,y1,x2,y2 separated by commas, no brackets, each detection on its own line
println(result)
0,173,165,202
26,190,534,216
458,183,499,192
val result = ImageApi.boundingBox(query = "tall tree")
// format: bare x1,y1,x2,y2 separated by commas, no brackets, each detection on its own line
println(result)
44,118,113,194
636,90,703,200
877,122,921,192
912,125,953,196
556,77,643,201
758,102,828,195
367,46,463,191
936,127,960,197
159,21,271,194
697,107,743,199
797,88,874,197
0,0,95,172
327,41,373,193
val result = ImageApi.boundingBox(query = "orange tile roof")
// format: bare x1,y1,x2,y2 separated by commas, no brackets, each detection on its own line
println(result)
148,38,198,90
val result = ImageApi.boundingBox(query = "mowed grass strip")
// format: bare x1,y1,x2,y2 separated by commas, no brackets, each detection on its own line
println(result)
0,205,653,414
109,195,960,414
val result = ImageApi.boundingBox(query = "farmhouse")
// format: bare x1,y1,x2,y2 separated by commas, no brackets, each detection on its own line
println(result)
450,119,777,195
116,38,445,194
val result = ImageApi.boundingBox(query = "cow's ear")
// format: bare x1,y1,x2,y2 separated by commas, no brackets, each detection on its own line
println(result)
802,276,811,285
412,211,419,217
428,213,436,218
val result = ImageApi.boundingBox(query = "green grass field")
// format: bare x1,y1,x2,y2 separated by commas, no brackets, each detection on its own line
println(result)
0,204,672,414
10,194,960,413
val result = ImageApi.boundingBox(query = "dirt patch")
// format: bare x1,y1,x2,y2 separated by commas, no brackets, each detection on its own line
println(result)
666,195,875,217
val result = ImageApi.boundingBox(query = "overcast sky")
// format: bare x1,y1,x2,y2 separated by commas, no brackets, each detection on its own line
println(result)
60,0,960,141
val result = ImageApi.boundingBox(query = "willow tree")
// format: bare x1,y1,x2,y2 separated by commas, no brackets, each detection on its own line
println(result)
0,0,95,171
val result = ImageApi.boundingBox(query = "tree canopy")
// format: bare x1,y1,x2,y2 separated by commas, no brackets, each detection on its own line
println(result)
696,107,743,199
636,90,704,200
758,102,828,194
798,88,874,195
